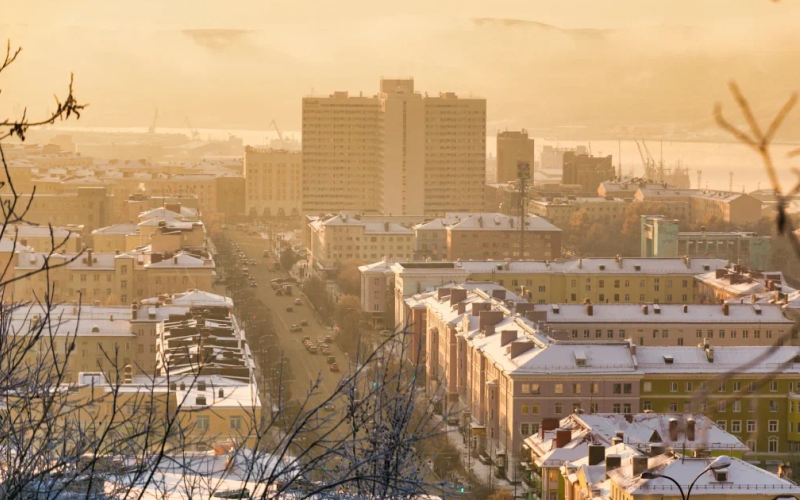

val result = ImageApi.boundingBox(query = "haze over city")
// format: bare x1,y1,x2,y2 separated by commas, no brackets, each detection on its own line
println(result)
2,2,800,500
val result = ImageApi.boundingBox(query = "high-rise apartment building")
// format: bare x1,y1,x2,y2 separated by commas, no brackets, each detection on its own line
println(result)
496,130,535,183
301,92,385,215
244,147,302,218
302,78,486,216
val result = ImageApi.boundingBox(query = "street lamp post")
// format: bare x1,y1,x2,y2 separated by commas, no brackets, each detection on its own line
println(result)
641,455,732,500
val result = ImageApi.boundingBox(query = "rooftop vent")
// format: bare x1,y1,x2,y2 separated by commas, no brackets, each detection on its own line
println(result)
703,265,710,271
91,326,100,333
197,382,206,391
663,355,674,364
599,265,606,271
574,351,587,367
552,304,560,314
196,395,207,406
634,265,641,271
713,468,728,482
653,304,661,314
753,305,762,315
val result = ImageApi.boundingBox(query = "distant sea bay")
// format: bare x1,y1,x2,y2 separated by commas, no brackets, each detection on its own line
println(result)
53,125,799,193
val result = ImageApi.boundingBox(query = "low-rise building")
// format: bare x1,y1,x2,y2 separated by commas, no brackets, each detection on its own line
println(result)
635,188,762,226
358,257,727,327
530,196,626,230
408,283,800,475
695,265,795,303
445,213,562,261
641,215,771,270
562,151,615,194
4,223,84,253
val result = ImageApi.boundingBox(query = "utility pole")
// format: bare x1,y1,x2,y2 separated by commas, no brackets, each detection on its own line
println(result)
517,161,530,260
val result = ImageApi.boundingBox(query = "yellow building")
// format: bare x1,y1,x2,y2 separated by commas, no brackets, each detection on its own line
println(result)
496,129,535,184
244,147,302,218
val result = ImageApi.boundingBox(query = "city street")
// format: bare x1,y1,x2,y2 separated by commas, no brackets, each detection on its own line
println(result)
219,228,347,411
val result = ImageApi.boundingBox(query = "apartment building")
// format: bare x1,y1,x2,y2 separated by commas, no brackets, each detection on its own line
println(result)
358,257,727,327
302,91,385,215
540,302,794,346
446,213,561,260
244,147,302,218
12,248,215,306
562,151,615,194
7,291,233,381
302,78,486,216
496,130,535,184
530,196,626,230
641,215,772,270
410,284,800,474
695,265,794,303
635,187,762,226
4,224,84,253
308,212,415,270
0,187,113,233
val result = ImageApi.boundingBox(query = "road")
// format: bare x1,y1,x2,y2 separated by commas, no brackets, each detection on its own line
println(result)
219,229,347,413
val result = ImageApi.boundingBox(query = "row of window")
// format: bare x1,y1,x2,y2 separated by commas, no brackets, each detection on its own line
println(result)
570,279,690,288
665,380,784,393
519,382,632,395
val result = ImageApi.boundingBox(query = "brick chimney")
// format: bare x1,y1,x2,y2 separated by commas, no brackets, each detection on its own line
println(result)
525,310,547,322
540,418,560,439
669,418,679,442
686,418,696,441
509,340,535,358
515,303,536,316
632,456,649,476
492,289,507,300
586,303,594,316
479,310,504,331
457,302,467,314
606,454,622,475
722,303,729,316
500,330,518,346
472,302,491,317
555,428,571,448
437,288,451,300
588,444,605,466
450,288,467,306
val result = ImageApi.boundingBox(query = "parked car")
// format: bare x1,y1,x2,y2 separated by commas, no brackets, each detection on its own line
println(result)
286,306,293,313
329,363,340,372
317,337,324,345
289,325,302,333
275,289,284,296
249,259,256,266
324,335,333,343
302,336,311,343
308,345,317,354
283,285,293,296
294,298,302,306
380,329,392,337
327,355,336,365
300,319,309,326
323,404,335,412
249,281,257,287
321,346,331,355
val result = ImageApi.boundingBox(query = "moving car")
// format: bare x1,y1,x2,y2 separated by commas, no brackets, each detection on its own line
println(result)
289,324,302,333
380,329,392,337
302,336,311,343
300,319,309,326
275,289,284,296
308,345,317,354
294,298,302,306
324,335,333,343
323,404,335,412
329,363,340,372
327,355,336,364
286,306,293,313
249,259,256,266
317,337,324,345
321,346,331,355
249,281,257,287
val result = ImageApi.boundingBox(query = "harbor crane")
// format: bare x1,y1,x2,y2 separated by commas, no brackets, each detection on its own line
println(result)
270,119,286,147
148,109,159,135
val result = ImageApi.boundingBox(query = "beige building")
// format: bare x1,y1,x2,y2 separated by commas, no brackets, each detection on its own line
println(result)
244,147,302,218
635,187,762,226
541,302,794,346
530,196,627,230
496,130,535,183
302,91,385,215
308,212,415,271
301,78,486,216
445,213,561,261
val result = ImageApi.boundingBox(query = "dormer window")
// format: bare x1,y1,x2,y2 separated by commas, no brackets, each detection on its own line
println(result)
713,468,728,482
663,355,674,364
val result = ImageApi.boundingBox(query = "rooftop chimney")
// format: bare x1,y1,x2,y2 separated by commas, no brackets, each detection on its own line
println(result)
555,428,571,449
669,418,679,442
457,302,467,315
437,288,451,300
479,310,504,331
606,454,622,476
612,436,623,446
722,303,729,316
687,418,696,441
492,289,507,300
509,339,536,358
500,330,518,347
642,305,649,315
472,302,491,317
540,418,560,439
588,444,605,466
586,303,594,316
632,456,649,476
450,288,467,306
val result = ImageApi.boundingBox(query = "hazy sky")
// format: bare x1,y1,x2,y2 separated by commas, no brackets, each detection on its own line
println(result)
5,0,799,30
3,1,799,135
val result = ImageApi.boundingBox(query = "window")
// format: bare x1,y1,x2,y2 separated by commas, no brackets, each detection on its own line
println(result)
670,382,678,393
717,420,727,431
749,399,757,412
592,383,600,394
531,404,540,415
555,384,563,394
770,381,778,392
643,400,652,411
613,404,621,413
230,416,243,431
733,382,741,392
719,330,725,339
769,420,779,432
555,403,563,414
718,382,726,392
522,383,530,394
669,402,677,412
522,403,529,414
531,423,540,434
731,421,741,433
623,403,631,414
590,403,598,414
733,400,741,413
747,420,757,432
718,400,726,412
531,384,540,394
643,382,652,393
747,439,757,452
623,383,632,394
770,400,778,412
700,382,708,392
614,384,622,394
573,383,581,394
769,437,778,453
696,329,703,338
683,401,691,413
685,382,693,392
521,423,530,436
196,416,209,431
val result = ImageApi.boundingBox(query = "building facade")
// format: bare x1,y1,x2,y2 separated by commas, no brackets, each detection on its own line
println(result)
244,147,302,218
496,130,535,184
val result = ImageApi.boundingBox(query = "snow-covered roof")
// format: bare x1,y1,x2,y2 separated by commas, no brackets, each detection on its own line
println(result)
447,213,561,232
175,375,260,409
0,237,32,253
145,251,213,269
540,303,791,325
696,270,796,297
141,290,232,308
610,455,800,496
92,223,139,235
636,345,800,374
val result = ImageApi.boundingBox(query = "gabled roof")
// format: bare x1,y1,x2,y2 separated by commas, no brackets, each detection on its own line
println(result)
144,252,212,269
